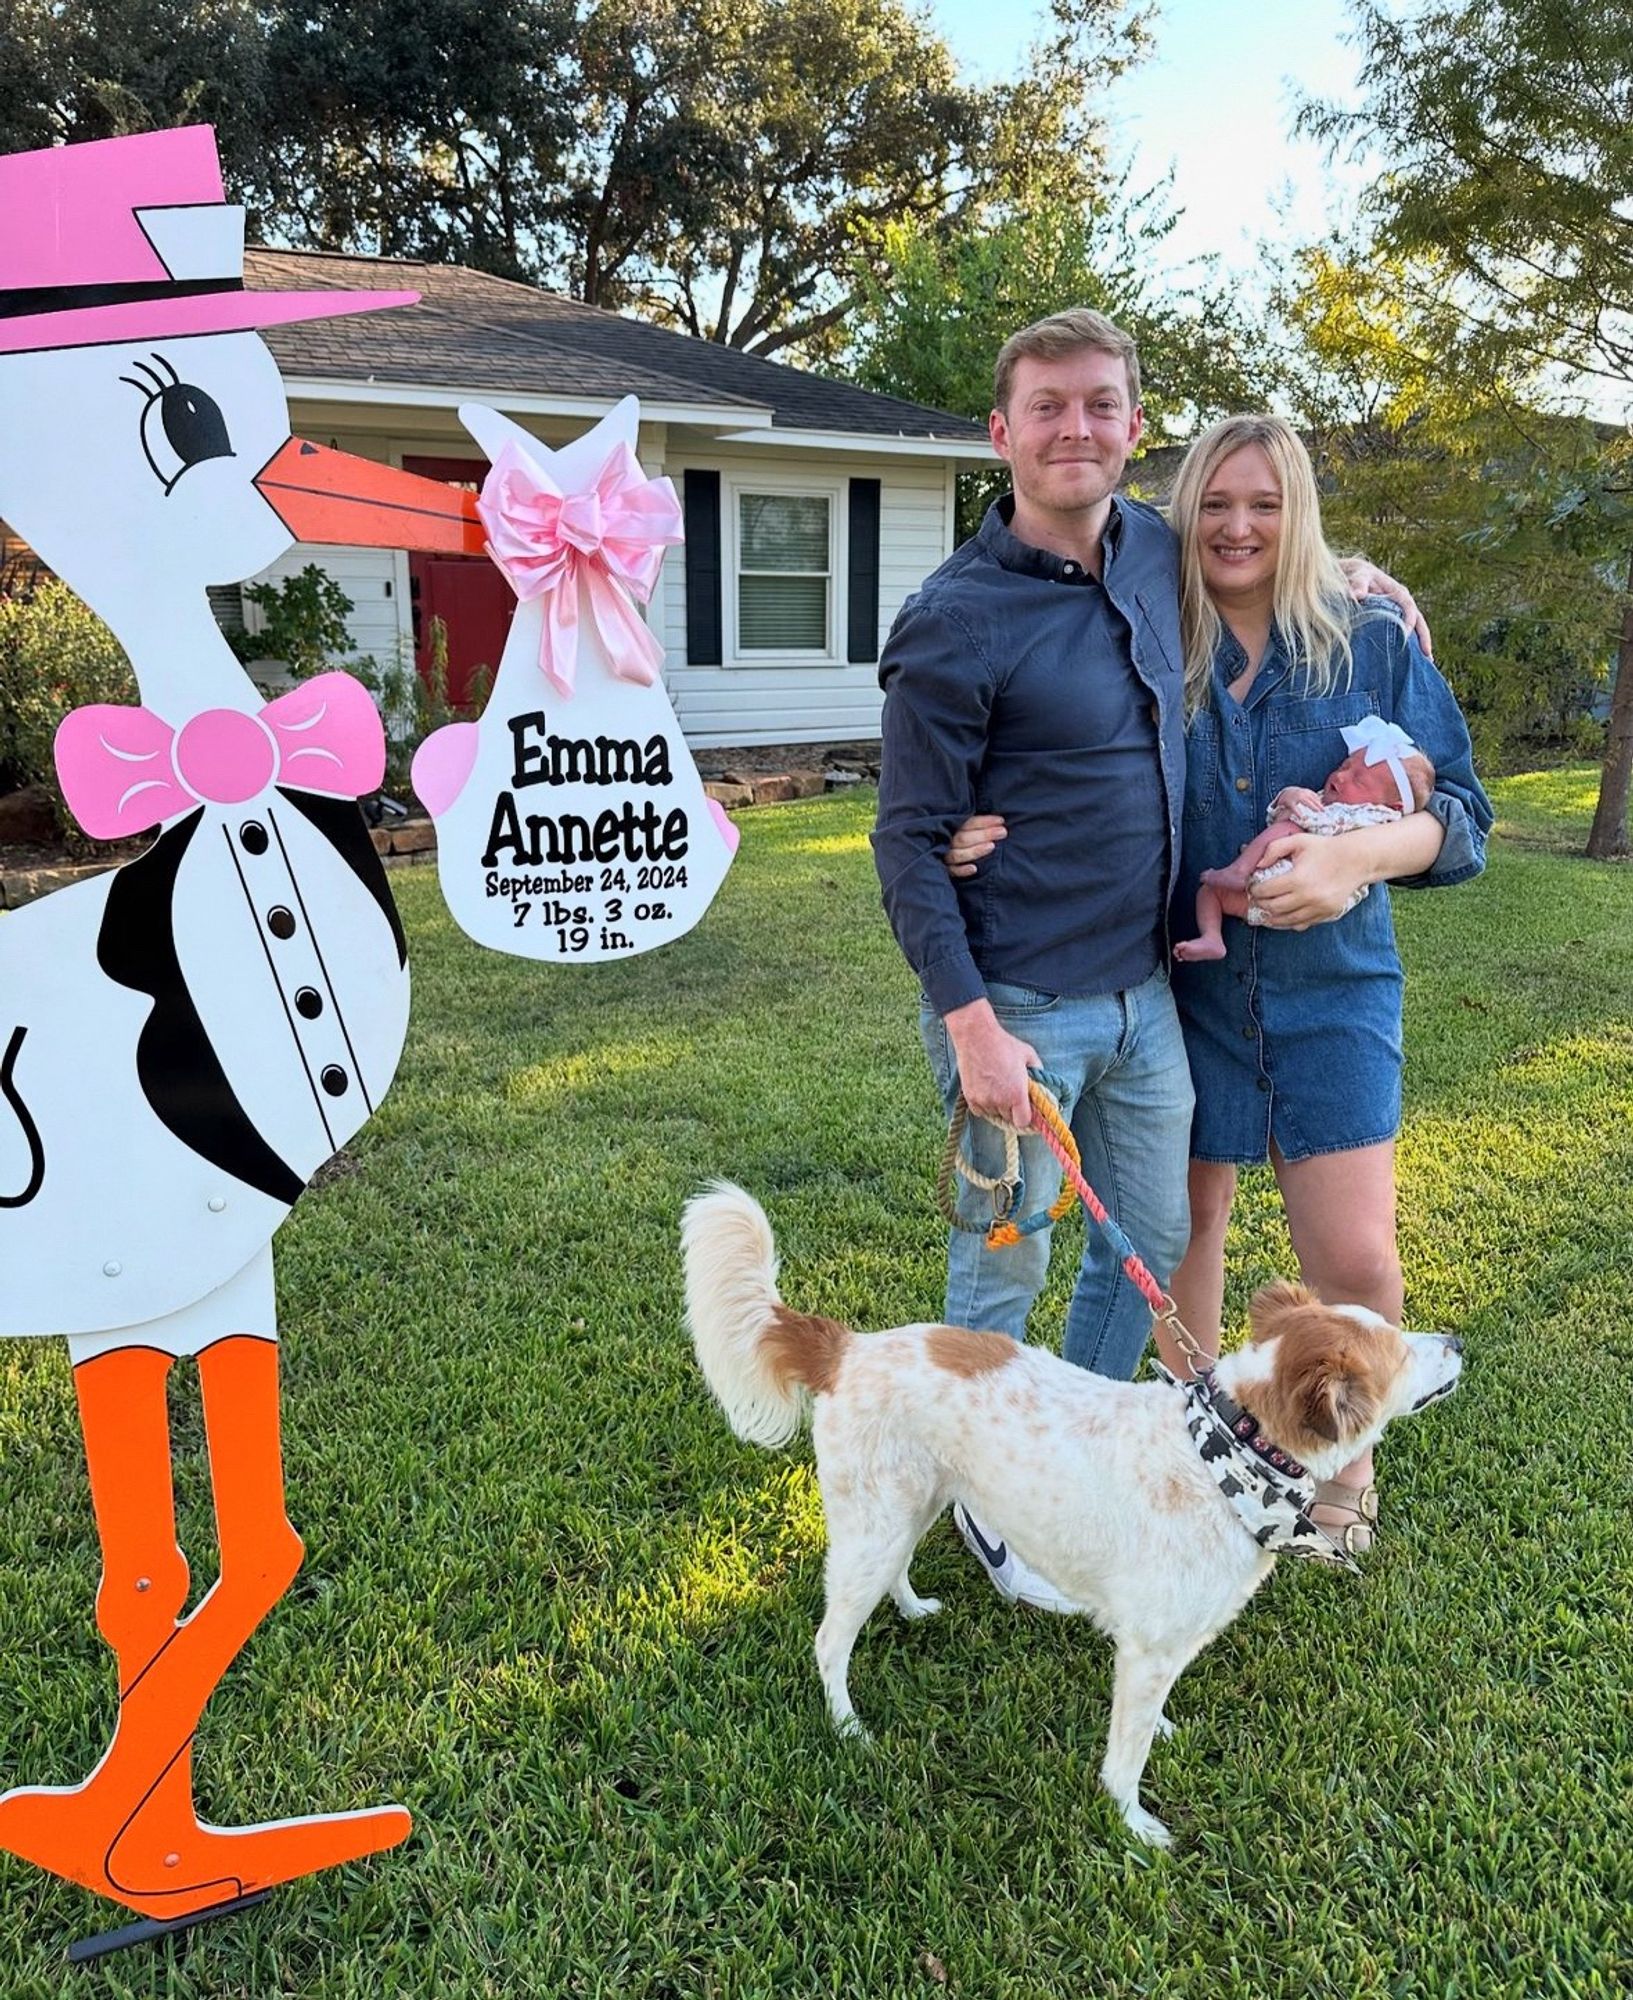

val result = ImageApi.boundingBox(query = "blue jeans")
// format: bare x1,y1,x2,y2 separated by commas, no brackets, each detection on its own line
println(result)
920,967,1195,1380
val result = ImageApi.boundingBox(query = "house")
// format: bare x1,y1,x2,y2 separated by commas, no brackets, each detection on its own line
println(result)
240,250,993,747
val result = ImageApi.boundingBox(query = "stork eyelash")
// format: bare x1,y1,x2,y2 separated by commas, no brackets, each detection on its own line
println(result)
118,352,181,398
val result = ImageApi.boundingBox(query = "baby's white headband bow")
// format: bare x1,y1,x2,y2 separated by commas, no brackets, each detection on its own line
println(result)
1341,715,1419,814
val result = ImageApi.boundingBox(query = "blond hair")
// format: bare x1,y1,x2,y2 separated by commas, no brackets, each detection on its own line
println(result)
1169,414,1355,713
993,308,1141,413
1401,750,1435,812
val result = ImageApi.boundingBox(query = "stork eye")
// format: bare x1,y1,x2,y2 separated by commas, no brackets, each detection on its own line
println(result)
121,354,235,493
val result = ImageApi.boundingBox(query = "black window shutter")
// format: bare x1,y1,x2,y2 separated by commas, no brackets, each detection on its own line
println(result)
683,470,723,665
847,477,882,663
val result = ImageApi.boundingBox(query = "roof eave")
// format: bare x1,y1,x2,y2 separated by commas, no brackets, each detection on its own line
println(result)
713,425,995,460
280,372,775,430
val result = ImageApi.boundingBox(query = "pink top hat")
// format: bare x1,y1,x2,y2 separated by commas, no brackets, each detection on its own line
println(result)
0,125,417,356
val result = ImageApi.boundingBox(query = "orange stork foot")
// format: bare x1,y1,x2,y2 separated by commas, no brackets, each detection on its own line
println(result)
0,1765,411,1920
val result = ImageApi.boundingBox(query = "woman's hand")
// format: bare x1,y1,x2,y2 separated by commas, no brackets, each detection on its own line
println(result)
945,812,1008,879
1247,833,1368,929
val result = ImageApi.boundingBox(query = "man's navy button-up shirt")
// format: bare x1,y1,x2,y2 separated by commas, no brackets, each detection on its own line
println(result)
871,495,1186,1017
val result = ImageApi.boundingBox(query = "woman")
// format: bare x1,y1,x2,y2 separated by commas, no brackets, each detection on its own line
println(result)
949,414,1491,1552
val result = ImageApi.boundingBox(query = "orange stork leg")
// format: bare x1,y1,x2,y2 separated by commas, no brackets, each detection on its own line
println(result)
0,1337,409,1919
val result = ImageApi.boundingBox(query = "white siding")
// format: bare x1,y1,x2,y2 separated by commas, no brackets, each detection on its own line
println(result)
228,410,965,750
662,446,956,747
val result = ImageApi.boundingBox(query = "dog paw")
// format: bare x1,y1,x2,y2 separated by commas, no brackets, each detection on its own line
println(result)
1122,1804,1173,1849
896,1594,942,1622
832,1712,872,1745
1153,1710,1177,1741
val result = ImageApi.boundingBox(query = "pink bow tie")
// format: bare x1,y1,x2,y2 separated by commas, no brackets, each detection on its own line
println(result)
479,438,683,698
54,671,386,841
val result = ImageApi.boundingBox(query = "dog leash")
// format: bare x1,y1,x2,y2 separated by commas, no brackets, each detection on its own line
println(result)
940,1084,1358,1570
939,1080,1207,1370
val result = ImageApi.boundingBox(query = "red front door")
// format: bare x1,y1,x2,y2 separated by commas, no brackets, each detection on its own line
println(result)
403,455,513,708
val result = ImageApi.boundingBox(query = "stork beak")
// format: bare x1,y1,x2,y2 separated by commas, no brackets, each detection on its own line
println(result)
253,438,485,555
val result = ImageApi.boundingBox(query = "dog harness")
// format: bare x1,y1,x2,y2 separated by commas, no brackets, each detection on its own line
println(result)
1156,1364,1360,1573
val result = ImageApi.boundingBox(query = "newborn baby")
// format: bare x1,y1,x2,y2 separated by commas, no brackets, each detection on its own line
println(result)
1174,725,1436,963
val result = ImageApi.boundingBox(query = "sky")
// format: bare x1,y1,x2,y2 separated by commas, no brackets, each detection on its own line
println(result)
926,0,1375,294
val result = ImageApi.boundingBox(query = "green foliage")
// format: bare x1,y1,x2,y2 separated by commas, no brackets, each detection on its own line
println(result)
0,581,136,838
2,782,1629,1993
355,615,490,798
233,563,358,679
0,0,1152,362
1304,1,1633,394
848,189,1274,535
1299,0,1633,849
1278,247,1624,772
0,0,269,164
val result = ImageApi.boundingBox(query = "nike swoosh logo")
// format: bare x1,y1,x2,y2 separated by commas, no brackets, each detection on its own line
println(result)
965,1517,1008,1569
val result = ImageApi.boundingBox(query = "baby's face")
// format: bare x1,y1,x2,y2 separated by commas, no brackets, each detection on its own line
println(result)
1322,751,1397,807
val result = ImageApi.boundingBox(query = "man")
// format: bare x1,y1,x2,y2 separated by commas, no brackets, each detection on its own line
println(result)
870,308,1416,1612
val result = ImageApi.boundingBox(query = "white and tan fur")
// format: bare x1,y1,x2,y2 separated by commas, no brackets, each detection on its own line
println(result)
682,1181,1463,1847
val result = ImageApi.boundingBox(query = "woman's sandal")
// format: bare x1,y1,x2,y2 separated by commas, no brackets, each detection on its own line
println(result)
1312,1480,1379,1556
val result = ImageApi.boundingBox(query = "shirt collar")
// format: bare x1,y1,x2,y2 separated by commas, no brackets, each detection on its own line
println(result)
1213,622,1294,708
980,493,1124,585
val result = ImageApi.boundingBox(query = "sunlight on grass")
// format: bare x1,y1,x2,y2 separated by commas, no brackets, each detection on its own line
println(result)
0,774,1627,1997
566,1467,825,1667
506,1033,700,1103
788,831,874,857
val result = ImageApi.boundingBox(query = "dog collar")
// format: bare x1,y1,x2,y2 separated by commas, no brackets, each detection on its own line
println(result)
1156,1365,1361,1574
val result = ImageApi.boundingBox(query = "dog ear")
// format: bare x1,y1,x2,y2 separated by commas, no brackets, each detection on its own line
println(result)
1248,1280,1319,1340
1298,1352,1382,1445
1255,1307,1394,1454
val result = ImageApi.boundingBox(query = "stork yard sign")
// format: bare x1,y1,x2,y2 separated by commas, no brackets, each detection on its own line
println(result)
0,123,732,1956
411,398,739,960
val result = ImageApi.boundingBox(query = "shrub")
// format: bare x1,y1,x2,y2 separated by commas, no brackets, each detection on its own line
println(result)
232,563,356,679
0,582,138,839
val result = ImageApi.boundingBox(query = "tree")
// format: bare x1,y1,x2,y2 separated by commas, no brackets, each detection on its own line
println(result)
1276,244,1623,770
253,0,576,278
550,0,1151,357
1304,0,1633,852
847,191,1274,534
0,0,270,173
0,1,1153,368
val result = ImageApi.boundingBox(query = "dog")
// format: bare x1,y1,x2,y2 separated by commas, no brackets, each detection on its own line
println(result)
681,1181,1463,1846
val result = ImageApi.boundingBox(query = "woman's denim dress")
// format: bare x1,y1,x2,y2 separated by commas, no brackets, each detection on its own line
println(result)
1171,604,1493,1165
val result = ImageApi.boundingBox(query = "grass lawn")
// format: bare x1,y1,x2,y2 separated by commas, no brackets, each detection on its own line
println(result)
1,765,1629,1998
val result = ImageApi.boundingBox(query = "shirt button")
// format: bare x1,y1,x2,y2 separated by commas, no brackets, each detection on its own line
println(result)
1063,562,1077,576
320,1065,349,1096
239,821,269,855
1242,1025,1256,1040
1257,1076,1270,1092
295,986,324,1019
1235,777,1251,792
267,906,296,939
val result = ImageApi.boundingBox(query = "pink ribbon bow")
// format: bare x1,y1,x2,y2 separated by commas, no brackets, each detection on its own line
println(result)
478,438,683,698
54,670,386,841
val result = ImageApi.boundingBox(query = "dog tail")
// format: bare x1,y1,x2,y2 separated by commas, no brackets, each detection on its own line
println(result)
681,1180,850,1448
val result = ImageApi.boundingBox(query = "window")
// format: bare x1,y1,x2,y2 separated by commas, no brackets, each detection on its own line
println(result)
736,491,831,653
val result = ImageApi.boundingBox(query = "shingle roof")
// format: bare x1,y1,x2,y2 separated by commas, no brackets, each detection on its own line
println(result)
247,248,988,444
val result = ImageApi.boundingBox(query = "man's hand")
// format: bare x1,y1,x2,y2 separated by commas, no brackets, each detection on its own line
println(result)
1337,556,1433,656
945,812,1008,879
1248,833,1367,929
944,997,1038,1128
